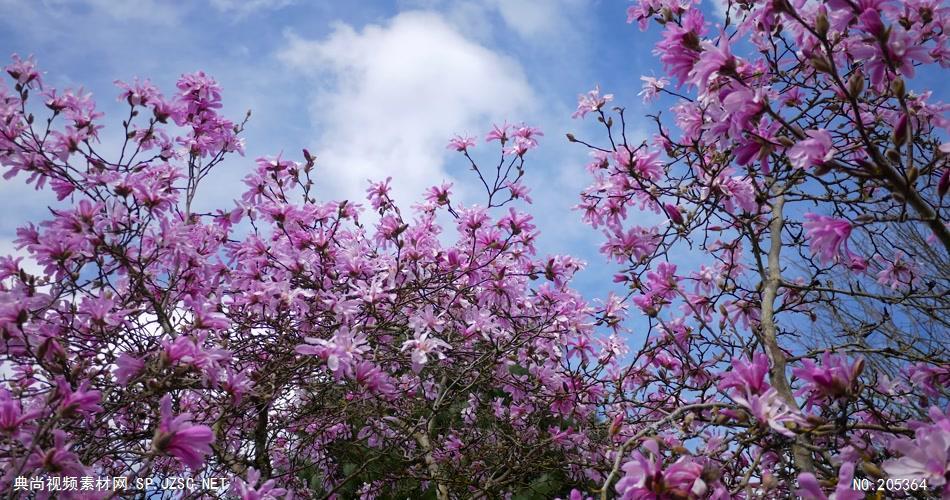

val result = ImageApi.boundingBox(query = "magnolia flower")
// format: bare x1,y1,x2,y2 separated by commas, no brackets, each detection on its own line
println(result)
654,8,706,86
802,214,863,268
28,430,87,478
792,353,864,407
615,439,713,499
883,424,950,488
296,327,370,376
572,85,613,119
56,378,103,418
615,439,663,496
152,395,214,470
5,54,41,88
114,353,145,386
851,24,932,88
638,76,669,102
876,251,918,290
732,388,805,437
485,122,510,143
797,462,863,500
718,353,770,396
401,331,451,371
446,135,476,152
0,389,40,436
230,467,287,500
788,129,834,169
688,39,734,93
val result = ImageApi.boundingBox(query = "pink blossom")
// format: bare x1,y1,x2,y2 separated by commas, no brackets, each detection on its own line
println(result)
718,353,770,396
851,25,933,89
114,77,161,107
230,467,287,500
505,179,533,203
907,363,950,398
401,331,451,371
644,261,678,300
224,369,253,404
353,361,396,397
653,8,706,86
638,76,669,102
447,135,476,152
615,439,713,499
731,388,805,437
797,462,863,500
600,225,660,263
28,430,87,478
788,129,834,169
5,54,41,88
688,38,734,93
615,439,663,497
0,389,40,435
626,3,651,31
792,353,864,408
876,251,918,290
56,378,103,418
573,85,614,119
152,394,214,470
883,423,950,489
424,182,453,205
296,326,370,376
366,177,393,210
664,203,684,224
114,353,145,386
486,122,510,143
709,87,765,142
802,214,861,267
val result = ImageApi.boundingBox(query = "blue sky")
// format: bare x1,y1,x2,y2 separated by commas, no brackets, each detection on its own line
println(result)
0,0,729,299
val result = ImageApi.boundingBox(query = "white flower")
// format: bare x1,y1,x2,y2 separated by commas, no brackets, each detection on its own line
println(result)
732,388,805,437
401,331,450,370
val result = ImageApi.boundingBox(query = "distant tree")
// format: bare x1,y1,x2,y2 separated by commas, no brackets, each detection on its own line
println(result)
807,222,949,380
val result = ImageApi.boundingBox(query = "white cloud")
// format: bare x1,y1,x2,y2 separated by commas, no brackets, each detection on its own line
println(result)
278,11,536,206
208,0,295,17
83,0,182,24
709,0,733,21
399,0,585,45
482,0,581,40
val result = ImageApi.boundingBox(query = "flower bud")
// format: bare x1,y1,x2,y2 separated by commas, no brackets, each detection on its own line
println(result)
892,113,908,147
609,413,623,436
847,72,864,97
664,203,684,225
906,166,918,187
815,12,829,38
885,148,901,163
891,78,905,98
810,56,832,74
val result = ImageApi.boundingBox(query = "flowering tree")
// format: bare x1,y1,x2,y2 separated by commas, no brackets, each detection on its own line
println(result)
0,0,948,499
568,0,949,497
0,58,613,498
